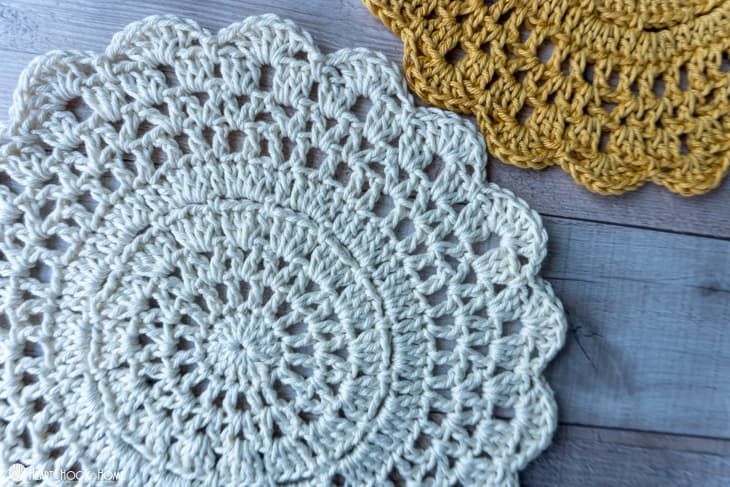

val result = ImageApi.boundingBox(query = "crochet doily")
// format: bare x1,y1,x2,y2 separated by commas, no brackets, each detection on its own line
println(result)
363,0,730,195
0,15,566,486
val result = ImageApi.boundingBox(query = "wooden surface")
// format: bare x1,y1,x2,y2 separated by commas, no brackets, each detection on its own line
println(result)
0,1,728,484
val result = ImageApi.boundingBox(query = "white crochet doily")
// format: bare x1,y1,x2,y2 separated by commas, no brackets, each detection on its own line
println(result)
0,15,566,486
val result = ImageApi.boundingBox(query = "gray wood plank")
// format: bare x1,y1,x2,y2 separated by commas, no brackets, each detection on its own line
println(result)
0,49,37,117
542,216,730,439
0,0,728,238
521,424,730,486
491,163,730,242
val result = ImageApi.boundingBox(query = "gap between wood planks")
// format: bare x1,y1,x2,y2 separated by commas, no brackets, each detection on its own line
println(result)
521,423,730,486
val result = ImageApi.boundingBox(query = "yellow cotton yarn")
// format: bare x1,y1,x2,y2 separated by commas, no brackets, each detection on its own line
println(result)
363,0,730,195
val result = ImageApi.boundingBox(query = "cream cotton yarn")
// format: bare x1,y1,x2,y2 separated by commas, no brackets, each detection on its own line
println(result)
0,15,566,486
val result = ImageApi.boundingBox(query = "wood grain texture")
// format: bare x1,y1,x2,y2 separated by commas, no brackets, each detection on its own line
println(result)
0,48,38,115
491,163,730,240
0,0,728,481
541,217,730,438
0,0,729,237
521,425,730,486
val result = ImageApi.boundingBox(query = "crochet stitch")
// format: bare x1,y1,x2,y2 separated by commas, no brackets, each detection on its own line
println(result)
363,0,730,195
0,15,566,486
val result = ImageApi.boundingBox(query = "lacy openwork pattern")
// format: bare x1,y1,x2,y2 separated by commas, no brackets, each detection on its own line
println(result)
0,15,566,486
363,0,730,195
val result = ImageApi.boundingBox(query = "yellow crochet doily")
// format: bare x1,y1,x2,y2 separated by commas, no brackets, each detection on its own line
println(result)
363,0,730,195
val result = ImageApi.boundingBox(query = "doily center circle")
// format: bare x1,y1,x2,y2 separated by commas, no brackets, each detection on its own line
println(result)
61,185,396,481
